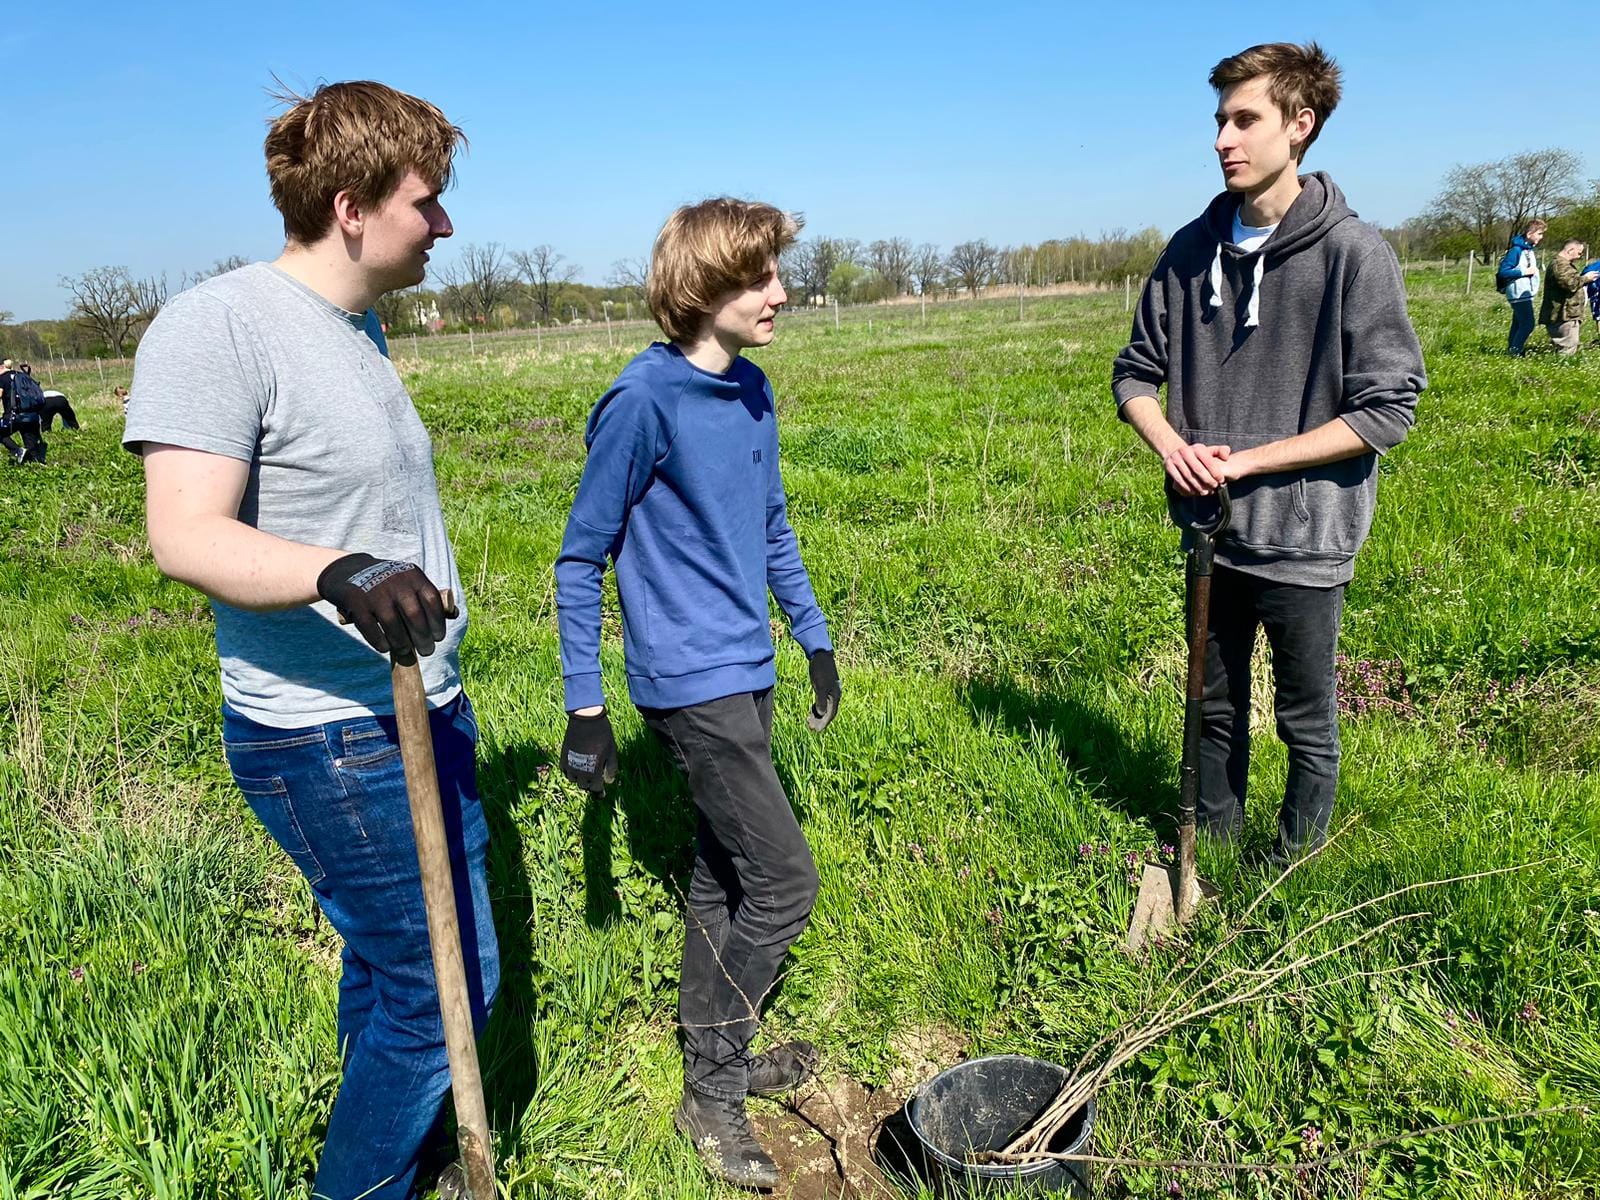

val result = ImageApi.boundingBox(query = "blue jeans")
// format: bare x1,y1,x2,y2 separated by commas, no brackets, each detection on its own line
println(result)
222,692,499,1200
1507,297,1536,355
1197,567,1346,863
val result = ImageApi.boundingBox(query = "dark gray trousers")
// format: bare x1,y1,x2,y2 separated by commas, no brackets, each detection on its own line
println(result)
639,689,819,1100
1197,565,1346,862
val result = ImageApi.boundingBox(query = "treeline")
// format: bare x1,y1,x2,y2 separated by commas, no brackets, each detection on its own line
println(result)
6,226,1170,359
1383,147,1599,264
777,230,1166,306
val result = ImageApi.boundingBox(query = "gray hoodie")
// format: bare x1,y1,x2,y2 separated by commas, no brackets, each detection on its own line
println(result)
1112,172,1426,586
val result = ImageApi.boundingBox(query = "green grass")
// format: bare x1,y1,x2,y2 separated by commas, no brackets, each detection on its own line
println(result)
3,276,1598,1198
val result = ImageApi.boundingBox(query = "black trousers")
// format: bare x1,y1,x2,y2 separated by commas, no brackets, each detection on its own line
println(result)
639,689,819,1100
1198,565,1346,862
1,419,45,463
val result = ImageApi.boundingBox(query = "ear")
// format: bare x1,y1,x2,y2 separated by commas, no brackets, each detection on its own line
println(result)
331,189,366,239
1288,106,1316,152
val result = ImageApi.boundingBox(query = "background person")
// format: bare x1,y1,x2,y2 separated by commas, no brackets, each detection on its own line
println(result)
1540,239,1598,355
0,359,48,463
18,364,81,431
1112,42,1425,867
554,198,840,1190
124,80,495,1200
1497,218,1545,356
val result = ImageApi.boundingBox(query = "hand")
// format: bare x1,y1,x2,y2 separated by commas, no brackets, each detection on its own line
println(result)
1162,441,1231,497
806,649,841,733
317,552,448,661
560,710,618,794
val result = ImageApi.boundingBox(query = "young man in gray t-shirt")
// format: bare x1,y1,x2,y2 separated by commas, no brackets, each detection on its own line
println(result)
124,82,496,1200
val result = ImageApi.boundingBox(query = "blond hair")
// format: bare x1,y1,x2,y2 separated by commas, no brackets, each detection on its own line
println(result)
646,198,801,344
264,80,465,245
1209,42,1342,163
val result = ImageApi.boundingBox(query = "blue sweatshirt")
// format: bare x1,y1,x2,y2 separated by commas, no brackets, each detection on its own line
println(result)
555,342,831,711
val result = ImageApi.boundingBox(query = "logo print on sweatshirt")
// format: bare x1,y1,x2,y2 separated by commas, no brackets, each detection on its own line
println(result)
752,449,762,463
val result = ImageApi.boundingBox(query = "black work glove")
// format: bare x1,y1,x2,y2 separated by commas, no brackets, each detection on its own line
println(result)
561,710,618,794
317,552,448,662
807,649,841,732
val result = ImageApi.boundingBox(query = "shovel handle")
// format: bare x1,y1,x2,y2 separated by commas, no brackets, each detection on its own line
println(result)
1181,484,1231,540
390,654,496,1198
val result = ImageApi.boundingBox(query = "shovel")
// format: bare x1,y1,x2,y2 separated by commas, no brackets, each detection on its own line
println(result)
343,589,497,1197
1126,486,1230,953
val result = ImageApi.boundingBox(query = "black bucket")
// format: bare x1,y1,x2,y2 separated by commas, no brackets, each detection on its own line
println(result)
905,1055,1095,1197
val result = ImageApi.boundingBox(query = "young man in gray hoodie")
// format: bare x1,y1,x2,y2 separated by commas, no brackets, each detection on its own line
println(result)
1111,42,1426,865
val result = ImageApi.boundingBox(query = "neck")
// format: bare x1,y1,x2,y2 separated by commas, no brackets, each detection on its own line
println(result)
274,240,378,314
1240,164,1303,227
679,331,740,375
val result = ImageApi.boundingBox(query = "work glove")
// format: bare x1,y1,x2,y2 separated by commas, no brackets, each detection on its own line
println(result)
561,710,618,794
807,649,841,733
317,553,449,662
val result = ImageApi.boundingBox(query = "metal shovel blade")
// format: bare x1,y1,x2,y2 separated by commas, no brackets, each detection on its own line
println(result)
1125,861,1219,953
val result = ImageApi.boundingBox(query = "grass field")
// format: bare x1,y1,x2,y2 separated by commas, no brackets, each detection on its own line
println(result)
3,274,1598,1199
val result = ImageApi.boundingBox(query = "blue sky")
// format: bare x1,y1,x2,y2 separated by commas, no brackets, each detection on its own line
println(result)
5,0,1591,320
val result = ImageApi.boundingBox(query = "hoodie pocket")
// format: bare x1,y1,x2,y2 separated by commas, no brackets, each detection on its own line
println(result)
1177,429,1374,561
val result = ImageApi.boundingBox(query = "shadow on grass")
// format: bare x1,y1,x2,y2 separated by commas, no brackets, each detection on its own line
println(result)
578,731,696,929
960,676,1178,838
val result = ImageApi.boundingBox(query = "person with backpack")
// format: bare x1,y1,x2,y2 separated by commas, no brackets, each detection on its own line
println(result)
0,359,48,463
18,365,81,431
1497,219,1545,356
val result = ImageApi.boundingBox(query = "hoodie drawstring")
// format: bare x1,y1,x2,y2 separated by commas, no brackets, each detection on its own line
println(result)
1206,241,1266,328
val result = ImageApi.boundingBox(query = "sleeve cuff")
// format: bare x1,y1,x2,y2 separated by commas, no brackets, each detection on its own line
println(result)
1112,378,1161,413
563,672,605,712
1339,406,1413,457
791,618,832,657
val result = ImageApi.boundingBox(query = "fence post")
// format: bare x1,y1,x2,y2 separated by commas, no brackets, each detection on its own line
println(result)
468,328,475,356
1465,250,1474,294
1124,275,1131,312
1018,282,1024,321
833,298,839,331
96,357,106,387
921,292,926,323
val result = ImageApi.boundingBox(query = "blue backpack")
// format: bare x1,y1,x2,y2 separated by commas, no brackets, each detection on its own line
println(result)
8,370,45,416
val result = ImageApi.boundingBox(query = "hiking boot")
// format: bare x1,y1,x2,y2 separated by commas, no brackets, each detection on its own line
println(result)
747,1039,819,1097
434,1162,466,1200
674,1086,780,1189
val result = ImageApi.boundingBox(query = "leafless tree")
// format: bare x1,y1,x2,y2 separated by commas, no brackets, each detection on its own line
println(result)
912,243,944,295
513,245,578,324
607,256,650,300
59,265,139,355
790,237,842,303
947,240,1000,296
129,273,171,337
437,242,511,327
1498,149,1583,239
192,254,251,282
868,238,914,295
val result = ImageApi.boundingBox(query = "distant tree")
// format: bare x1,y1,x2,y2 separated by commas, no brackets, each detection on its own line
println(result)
1428,149,1583,263
781,237,840,304
607,256,650,301
372,287,417,334
947,239,999,296
0,309,12,324
437,242,511,326
513,245,578,324
911,243,944,295
868,238,914,295
193,254,251,282
1498,149,1583,240
129,273,171,338
60,265,139,355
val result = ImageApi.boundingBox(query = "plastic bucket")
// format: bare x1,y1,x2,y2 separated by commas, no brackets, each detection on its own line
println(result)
905,1055,1094,1196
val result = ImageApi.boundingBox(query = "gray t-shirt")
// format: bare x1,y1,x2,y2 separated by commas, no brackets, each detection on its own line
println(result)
124,263,465,728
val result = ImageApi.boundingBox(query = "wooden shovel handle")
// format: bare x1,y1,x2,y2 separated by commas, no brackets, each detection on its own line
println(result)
390,649,495,1197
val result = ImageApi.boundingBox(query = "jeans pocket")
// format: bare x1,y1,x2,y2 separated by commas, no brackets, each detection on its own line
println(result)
231,772,328,886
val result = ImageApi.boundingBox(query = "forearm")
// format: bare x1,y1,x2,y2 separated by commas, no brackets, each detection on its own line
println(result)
1119,393,1186,458
148,510,342,610
1229,418,1372,478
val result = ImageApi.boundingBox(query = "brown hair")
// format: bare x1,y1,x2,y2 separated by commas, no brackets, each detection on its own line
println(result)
1526,218,1549,235
264,80,465,245
646,198,802,343
1209,42,1342,163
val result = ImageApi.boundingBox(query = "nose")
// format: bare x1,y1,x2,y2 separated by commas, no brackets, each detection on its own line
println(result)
434,205,454,239
1215,124,1236,155
770,279,787,308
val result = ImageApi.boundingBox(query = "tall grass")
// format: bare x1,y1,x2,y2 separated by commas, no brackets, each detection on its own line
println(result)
2,276,1597,1197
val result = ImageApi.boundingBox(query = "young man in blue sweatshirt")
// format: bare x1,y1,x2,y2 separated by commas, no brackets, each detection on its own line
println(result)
1497,219,1546,356
1113,43,1425,868
554,198,839,1189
